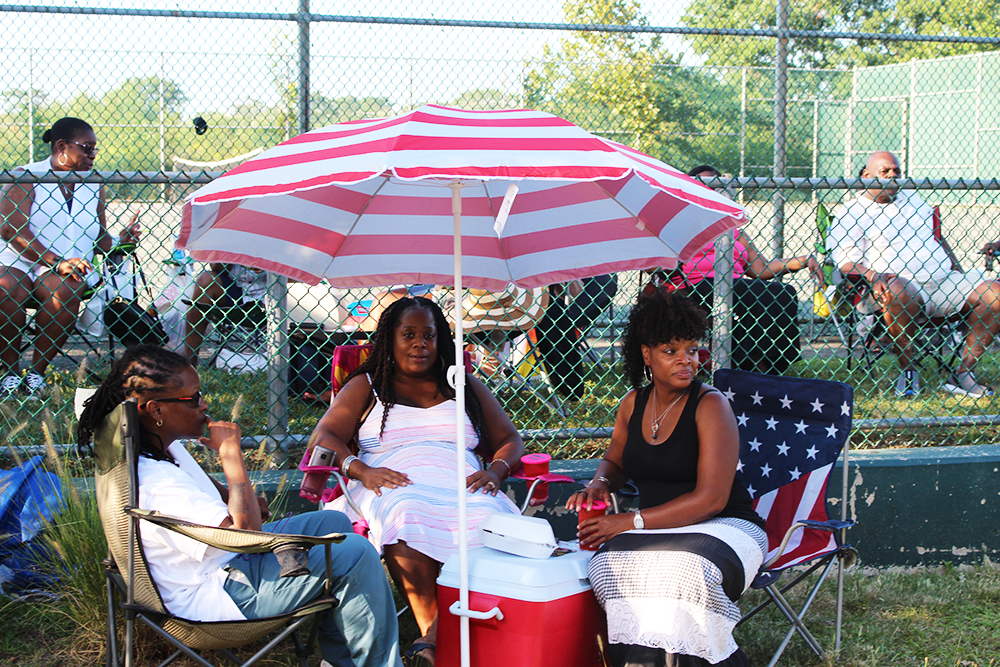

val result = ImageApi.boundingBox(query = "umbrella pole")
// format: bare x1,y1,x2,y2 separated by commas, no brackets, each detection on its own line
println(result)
450,179,471,667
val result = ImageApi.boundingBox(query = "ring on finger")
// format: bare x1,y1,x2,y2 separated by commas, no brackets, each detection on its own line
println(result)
486,481,496,490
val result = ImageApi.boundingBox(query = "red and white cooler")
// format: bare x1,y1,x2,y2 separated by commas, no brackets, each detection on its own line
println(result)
435,547,607,667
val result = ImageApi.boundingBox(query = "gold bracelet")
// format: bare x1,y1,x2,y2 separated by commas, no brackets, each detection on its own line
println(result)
491,458,511,479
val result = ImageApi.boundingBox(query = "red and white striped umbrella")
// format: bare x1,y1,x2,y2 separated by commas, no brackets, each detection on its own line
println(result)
179,104,744,289
178,104,746,667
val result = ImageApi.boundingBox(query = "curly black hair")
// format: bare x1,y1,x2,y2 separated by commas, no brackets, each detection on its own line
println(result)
346,296,488,446
622,291,708,388
76,344,191,462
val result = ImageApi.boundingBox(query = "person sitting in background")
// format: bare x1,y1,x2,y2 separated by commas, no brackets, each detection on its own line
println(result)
0,116,139,398
536,274,618,400
183,263,266,367
667,165,820,375
306,296,525,667
568,291,765,667
76,344,402,667
830,150,1000,397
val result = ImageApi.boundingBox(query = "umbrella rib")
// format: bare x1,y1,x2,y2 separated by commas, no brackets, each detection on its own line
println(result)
320,174,392,279
593,180,682,256
481,180,516,285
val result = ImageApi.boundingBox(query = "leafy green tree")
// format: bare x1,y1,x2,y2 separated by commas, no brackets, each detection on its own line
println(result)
682,0,1000,69
449,89,521,110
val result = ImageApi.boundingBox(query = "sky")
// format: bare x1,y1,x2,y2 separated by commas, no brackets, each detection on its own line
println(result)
0,0,692,116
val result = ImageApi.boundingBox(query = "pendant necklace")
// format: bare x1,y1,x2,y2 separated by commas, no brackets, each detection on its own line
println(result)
650,385,688,443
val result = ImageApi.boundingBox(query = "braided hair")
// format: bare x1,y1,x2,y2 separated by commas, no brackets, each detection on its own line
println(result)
345,296,489,446
622,291,708,389
77,344,192,462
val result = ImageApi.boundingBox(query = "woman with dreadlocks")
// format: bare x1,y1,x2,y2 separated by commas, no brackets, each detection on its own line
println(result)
308,296,525,667
77,345,402,667
566,291,765,667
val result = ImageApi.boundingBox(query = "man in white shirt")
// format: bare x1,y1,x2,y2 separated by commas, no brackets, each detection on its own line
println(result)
830,151,1000,397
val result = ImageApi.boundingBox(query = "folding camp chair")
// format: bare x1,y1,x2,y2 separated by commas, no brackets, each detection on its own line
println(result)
815,203,964,375
714,369,858,667
94,399,344,667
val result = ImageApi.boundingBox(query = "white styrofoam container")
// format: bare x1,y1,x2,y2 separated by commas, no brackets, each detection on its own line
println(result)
438,546,594,603
478,513,557,559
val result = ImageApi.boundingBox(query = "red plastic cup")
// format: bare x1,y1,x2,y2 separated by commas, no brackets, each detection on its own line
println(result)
521,452,551,506
577,498,608,551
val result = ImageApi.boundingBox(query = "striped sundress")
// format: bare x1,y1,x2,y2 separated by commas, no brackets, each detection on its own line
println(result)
325,389,520,563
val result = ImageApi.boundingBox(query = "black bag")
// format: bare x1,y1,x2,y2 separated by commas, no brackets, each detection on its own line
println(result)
100,249,167,348
289,327,348,394
104,297,167,347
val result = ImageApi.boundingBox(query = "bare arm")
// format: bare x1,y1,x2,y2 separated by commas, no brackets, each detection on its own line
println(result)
466,374,525,494
200,420,262,531
566,388,635,511
741,231,821,281
309,374,411,496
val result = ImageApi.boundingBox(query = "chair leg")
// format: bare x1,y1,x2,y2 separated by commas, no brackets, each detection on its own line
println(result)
106,578,120,667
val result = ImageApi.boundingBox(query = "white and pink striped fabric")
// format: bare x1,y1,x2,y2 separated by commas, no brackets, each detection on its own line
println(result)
179,104,745,289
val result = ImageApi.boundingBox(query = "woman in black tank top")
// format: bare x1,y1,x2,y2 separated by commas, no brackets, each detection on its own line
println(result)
566,291,766,667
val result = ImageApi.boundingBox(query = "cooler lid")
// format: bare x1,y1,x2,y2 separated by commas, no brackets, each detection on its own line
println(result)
438,547,595,602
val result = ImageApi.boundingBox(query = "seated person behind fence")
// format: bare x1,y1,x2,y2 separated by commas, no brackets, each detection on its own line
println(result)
665,165,819,375
567,291,766,667
306,296,526,667
75,345,402,667
0,117,139,398
183,263,267,367
537,274,617,400
829,150,1000,397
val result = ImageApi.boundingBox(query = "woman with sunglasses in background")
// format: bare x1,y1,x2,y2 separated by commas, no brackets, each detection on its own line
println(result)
0,116,139,399
76,344,403,667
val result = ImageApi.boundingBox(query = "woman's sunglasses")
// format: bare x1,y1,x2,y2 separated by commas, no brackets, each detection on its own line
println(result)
68,140,99,156
141,391,202,409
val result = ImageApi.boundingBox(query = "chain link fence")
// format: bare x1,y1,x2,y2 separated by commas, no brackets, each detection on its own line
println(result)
3,1,1000,460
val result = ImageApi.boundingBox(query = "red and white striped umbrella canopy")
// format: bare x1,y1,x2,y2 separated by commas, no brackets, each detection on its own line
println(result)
179,104,745,289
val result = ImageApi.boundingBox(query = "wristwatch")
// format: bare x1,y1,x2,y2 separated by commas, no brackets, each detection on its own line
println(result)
633,509,644,530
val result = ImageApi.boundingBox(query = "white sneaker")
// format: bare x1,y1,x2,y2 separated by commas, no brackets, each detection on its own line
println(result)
0,374,21,399
943,371,993,397
21,371,47,400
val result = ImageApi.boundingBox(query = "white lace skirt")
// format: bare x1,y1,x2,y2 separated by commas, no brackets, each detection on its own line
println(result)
588,517,767,664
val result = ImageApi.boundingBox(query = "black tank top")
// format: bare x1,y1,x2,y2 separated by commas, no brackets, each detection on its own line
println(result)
621,380,764,528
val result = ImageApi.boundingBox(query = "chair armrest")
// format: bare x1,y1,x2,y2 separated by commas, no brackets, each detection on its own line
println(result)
762,518,855,568
125,507,345,553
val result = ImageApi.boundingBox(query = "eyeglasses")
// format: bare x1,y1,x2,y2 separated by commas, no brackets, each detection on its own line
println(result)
141,391,202,408
68,140,98,156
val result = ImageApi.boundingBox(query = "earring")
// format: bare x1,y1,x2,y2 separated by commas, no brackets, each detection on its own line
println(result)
58,153,67,166
643,364,652,382
156,419,163,427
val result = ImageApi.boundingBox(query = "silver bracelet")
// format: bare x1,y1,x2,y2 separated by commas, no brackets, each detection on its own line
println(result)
491,458,511,479
592,475,611,487
341,455,360,479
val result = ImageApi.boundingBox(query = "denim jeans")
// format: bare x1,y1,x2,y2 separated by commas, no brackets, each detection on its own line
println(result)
223,511,402,667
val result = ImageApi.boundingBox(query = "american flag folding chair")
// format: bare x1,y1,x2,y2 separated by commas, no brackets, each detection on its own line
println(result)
714,369,858,667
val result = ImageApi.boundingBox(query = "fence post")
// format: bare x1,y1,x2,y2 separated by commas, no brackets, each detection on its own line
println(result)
296,0,311,134
265,272,290,458
712,228,734,372
772,0,789,258
27,49,34,163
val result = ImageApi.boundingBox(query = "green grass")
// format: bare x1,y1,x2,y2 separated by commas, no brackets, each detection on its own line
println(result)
5,555,1000,666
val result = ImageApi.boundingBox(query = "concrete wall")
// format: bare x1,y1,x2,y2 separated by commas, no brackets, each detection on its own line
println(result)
254,444,1000,569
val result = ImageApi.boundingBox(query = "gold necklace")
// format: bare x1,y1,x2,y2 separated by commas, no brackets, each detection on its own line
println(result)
650,385,688,442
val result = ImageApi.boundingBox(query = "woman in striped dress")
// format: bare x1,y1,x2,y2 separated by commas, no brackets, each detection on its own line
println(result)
308,296,525,667
567,291,766,667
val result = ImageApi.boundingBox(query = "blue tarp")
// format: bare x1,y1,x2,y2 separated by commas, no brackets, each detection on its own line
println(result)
0,455,63,593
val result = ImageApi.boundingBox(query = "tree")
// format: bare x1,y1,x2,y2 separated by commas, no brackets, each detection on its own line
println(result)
681,0,1000,69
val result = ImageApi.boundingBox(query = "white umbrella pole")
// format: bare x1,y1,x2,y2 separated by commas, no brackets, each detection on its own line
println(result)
450,179,471,667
